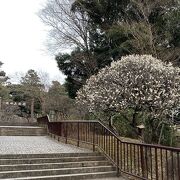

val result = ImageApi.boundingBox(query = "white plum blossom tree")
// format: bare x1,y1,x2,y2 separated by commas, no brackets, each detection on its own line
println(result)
76,55,180,128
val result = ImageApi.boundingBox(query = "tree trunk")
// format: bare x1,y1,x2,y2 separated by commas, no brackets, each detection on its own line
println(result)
132,109,138,127
41,98,46,115
108,116,113,129
31,98,34,120
158,123,164,144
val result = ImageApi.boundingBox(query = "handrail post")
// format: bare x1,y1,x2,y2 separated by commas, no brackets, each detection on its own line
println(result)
93,122,95,152
77,122,80,147
140,145,148,178
155,147,158,180
117,138,121,176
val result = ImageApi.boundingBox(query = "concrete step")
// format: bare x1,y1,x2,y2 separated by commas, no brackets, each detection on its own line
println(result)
0,160,110,171
0,126,46,136
0,152,100,159
0,156,106,165
0,151,116,180
0,166,115,178
1,171,117,180
0,122,38,126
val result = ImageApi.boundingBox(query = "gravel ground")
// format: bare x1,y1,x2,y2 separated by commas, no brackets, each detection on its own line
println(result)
0,136,91,154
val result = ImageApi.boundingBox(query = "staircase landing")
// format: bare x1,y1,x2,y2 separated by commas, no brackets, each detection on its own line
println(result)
0,136,91,154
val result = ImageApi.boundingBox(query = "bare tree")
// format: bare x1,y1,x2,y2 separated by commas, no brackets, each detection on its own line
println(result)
122,0,180,64
8,72,25,84
39,0,98,78
37,70,51,91
39,0,90,52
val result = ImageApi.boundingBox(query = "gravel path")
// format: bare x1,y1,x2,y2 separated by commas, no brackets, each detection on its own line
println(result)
0,136,91,154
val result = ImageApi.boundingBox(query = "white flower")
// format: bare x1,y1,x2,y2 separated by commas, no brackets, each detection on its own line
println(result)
76,54,180,119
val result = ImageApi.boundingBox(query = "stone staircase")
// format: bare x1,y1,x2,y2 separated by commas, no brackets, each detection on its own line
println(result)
0,152,116,179
0,115,118,179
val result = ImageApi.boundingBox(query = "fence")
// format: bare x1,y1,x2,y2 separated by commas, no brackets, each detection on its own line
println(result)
37,117,180,180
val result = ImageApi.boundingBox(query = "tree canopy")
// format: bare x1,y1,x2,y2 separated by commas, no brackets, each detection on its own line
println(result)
40,0,180,98
76,55,180,118
76,55,180,143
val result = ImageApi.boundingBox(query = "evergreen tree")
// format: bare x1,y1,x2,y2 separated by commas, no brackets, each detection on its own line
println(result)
0,61,9,99
20,69,43,119
45,81,74,120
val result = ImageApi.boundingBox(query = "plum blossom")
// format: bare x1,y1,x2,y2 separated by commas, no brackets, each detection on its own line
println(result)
76,55,180,119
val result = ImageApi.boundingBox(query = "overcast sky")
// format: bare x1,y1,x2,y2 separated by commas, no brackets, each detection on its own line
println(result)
0,0,66,84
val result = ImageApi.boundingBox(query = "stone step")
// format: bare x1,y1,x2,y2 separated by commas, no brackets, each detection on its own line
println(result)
0,126,46,136
0,166,115,178
0,152,100,159
0,156,106,165
0,122,38,126
0,160,110,171
1,171,117,180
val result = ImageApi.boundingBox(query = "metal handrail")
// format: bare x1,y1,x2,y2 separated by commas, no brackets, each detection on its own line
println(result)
37,117,180,180
49,119,180,152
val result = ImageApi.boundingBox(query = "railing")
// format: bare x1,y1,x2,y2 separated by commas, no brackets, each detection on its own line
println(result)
37,116,180,180
37,115,49,127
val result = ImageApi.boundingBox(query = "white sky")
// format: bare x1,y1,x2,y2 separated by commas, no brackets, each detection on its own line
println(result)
0,0,66,84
